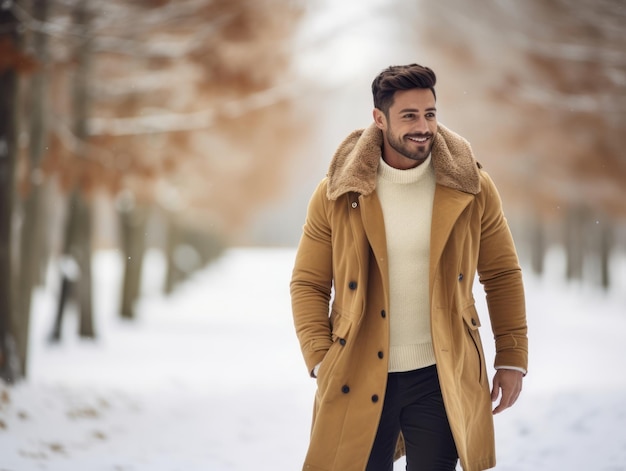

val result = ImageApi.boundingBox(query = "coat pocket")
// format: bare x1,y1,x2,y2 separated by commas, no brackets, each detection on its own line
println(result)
316,309,352,389
330,308,351,342
461,304,484,384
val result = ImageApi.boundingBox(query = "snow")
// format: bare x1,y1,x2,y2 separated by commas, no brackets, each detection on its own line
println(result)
2,246,626,471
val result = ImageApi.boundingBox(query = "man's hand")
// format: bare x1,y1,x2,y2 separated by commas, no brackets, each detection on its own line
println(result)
491,369,523,415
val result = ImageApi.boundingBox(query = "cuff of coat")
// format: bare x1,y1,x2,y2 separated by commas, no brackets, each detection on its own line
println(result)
494,334,528,371
495,365,527,376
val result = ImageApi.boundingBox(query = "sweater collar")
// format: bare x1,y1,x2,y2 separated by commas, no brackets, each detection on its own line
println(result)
326,123,481,200
378,154,433,185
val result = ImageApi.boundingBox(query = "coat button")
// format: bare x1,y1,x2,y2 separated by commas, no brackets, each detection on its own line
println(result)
371,394,379,403
348,281,357,290
351,201,358,208
341,385,350,394
377,351,384,359
380,310,386,318
458,273,464,281
339,338,346,346
471,318,477,326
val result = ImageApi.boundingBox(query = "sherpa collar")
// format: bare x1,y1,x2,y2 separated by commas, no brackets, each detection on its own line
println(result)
326,123,481,200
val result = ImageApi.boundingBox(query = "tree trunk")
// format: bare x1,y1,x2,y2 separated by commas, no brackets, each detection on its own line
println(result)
529,216,545,276
75,196,94,338
50,273,72,342
53,0,96,340
16,0,49,377
52,192,89,340
74,0,95,338
0,6,20,382
565,206,585,281
164,215,181,295
119,203,148,319
598,220,612,290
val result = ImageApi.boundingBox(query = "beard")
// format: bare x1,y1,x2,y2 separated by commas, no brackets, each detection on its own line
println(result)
386,128,434,163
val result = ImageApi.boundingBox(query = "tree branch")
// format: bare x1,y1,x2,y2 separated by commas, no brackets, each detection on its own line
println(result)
88,81,301,136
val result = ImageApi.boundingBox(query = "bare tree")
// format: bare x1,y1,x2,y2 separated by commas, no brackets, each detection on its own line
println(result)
51,0,96,340
0,4,20,382
0,1,37,381
15,0,50,376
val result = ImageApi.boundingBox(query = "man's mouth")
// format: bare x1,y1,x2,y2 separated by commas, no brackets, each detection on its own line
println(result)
407,135,430,144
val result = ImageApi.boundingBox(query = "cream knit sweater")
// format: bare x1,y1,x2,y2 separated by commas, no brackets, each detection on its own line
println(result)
377,155,437,372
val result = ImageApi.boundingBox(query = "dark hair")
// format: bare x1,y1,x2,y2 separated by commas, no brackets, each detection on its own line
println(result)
371,64,437,114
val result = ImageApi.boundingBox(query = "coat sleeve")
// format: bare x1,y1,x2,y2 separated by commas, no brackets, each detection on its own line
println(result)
290,179,334,376
476,171,529,373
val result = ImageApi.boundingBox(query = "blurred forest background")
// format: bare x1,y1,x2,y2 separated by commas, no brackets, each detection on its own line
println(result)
1,0,625,383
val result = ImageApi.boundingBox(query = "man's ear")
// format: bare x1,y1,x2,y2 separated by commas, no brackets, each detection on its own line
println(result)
373,108,386,130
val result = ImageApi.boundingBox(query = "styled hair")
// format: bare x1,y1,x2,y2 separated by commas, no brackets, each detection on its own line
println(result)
371,64,437,114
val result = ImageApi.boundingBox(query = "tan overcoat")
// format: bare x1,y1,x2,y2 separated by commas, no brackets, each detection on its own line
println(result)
290,123,528,471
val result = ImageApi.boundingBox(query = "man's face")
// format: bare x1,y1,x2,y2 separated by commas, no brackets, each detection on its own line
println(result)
373,88,437,170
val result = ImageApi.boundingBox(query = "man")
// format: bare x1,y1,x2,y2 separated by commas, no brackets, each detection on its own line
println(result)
290,63,528,471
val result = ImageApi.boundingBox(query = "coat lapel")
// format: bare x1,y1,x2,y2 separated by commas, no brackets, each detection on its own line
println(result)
429,185,474,291
360,191,388,284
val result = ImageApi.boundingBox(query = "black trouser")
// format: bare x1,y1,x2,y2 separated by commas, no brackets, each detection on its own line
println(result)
366,365,458,471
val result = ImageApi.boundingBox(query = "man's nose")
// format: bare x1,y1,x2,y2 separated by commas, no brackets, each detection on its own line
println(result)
414,117,429,133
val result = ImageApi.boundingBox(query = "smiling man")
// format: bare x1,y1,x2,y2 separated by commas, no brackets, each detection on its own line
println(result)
290,63,528,471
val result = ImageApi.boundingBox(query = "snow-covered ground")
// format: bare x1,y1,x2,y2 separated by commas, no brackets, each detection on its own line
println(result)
1,246,626,471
